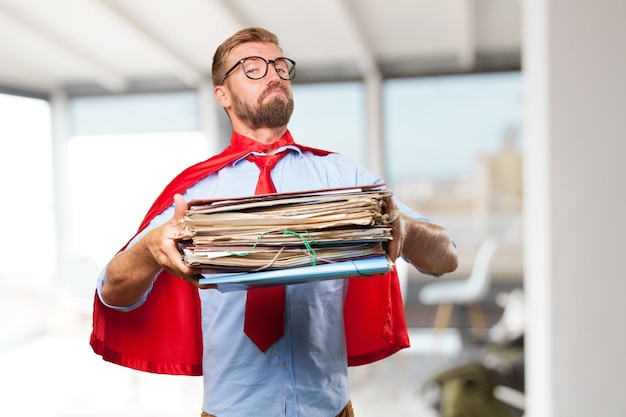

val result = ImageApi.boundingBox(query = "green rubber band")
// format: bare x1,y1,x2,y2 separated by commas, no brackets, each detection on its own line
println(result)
225,232,269,257
282,229,317,266
224,229,318,266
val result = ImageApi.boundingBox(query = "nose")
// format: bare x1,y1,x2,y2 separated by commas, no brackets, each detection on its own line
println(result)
265,63,282,82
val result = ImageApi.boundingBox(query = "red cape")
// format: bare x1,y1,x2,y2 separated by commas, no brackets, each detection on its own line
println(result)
90,131,410,375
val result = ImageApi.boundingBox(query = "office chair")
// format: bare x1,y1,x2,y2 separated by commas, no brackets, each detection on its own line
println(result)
418,238,499,338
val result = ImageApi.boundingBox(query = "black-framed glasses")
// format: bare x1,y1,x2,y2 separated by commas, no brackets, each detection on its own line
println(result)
220,56,296,85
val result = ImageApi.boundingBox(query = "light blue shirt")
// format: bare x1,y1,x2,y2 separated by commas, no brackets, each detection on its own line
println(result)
97,145,426,417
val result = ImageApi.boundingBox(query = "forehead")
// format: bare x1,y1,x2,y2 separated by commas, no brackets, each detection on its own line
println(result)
228,42,284,63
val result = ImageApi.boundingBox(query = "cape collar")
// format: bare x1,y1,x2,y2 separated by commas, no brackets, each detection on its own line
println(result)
229,130,295,153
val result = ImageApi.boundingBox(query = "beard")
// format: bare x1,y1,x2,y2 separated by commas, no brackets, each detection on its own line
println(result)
230,82,294,130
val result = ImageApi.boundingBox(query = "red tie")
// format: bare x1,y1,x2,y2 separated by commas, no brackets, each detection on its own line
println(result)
244,152,288,351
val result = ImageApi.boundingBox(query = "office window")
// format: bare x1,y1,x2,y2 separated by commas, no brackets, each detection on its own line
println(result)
384,72,524,244
384,72,523,183
0,93,54,289
290,82,365,165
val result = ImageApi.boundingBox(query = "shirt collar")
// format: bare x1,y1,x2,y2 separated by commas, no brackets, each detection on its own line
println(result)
229,130,303,166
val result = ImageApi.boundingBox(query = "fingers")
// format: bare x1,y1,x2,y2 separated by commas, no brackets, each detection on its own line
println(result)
166,194,188,240
386,239,400,263
383,195,398,212
145,195,218,289
386,213,405,262
383,196,402,262
175,269,218,290
173,193,188,220
154,194,190,269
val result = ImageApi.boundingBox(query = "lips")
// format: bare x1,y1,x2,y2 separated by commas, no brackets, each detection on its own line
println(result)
261,83,289,100
266,89,285,98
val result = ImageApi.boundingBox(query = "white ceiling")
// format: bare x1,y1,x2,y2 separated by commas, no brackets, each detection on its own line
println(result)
0,0,522,97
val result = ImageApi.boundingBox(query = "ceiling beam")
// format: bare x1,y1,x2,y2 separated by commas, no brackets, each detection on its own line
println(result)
335,0,380,78
96,0,205,88
458,0,477,69
0,2,127,93
335,0,385,178
213,0,255,28
0,83,49,100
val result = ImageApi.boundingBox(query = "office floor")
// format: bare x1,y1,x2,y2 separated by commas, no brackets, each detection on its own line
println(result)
349,282,511,416
0,282,521,417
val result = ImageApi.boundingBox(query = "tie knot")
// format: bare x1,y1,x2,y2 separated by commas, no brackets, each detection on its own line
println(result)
247,152,288,195
247,153,285,170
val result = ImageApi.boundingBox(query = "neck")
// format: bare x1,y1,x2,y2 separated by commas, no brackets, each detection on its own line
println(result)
230,129,295,154
232,124,288,146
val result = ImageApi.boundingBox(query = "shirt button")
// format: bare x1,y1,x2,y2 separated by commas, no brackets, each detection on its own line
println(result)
282,363,289,370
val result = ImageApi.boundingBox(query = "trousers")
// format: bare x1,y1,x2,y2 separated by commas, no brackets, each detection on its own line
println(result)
200,400,354,417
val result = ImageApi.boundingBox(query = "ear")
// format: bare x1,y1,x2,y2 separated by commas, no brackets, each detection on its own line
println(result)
214,85,231,108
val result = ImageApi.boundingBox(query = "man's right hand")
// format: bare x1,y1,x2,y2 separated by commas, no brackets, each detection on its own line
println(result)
101,194,214,307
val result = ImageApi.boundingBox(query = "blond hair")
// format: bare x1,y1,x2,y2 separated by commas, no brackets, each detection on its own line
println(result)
212,27,282,86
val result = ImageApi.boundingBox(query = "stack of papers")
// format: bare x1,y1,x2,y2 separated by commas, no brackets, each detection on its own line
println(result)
178,185,396,289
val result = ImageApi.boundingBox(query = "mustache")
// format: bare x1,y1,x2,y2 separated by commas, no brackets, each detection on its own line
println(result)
260,82,290,101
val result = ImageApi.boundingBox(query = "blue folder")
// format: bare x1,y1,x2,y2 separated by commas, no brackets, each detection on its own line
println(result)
199,256,393,292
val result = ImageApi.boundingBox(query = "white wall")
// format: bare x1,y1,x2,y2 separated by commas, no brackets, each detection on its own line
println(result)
524,1,626,416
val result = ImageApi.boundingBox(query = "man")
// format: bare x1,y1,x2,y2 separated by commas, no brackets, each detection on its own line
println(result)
91,27,458,417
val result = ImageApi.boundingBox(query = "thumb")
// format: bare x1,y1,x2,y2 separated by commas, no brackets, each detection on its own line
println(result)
173,193,188,221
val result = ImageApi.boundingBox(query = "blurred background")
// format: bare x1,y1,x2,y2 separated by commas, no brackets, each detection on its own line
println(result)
0,1,624,416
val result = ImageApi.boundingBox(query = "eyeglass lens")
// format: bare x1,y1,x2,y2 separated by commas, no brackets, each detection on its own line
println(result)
243,57,295,80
